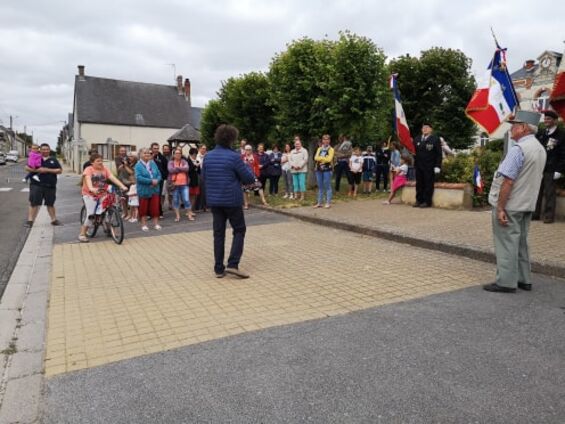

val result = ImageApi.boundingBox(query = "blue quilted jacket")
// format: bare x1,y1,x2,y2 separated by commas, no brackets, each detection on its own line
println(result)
202,146,255,207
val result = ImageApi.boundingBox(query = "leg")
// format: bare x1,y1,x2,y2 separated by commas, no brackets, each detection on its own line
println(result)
492,209,521,288
211,207,227,274
292,174,300,198
273,175,280,195
181,187,194,219
324,171,333,204
542,172,556,221
150,194,161,226
383,166,390,191
158,181,164,216
298,173,306,200
423,168,435,206
517,212,533,285
27,206,39,222
315,171,323,205
533,180,544,220
345,168,354,195
226,207,247,270
334,162,343,192
375,165,382,191
172,188,181,221
139,197,148,227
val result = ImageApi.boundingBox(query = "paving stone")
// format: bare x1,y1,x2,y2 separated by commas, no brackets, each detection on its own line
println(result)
16,321,45,353
0,374,42,424
21,292,48,325
7,350,43,380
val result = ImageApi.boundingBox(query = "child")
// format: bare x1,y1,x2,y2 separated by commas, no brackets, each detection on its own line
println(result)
349,146,363,197
24,145,42,182
127,178,139,223
383,156,409,205
361,146,376,194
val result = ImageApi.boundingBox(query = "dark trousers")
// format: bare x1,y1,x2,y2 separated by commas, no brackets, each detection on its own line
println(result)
415,166,435,206
158,181,164,216
375,164,389,190
211,206,246,274
268,175,280,195
534,171,557,220
334,160,352,192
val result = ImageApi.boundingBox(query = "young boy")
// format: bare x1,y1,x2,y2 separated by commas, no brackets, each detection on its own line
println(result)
361,146,376,194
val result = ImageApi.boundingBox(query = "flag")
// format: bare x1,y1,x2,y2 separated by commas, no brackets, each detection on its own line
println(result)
550,53,565,120
389,74,415,153
465,45,518,134
473,164,484,194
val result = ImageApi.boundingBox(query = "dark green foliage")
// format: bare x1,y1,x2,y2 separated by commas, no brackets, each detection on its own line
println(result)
200,99,226,147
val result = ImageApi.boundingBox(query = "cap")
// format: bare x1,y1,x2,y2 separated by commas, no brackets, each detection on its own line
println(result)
543,110,559,120
507,110,541,126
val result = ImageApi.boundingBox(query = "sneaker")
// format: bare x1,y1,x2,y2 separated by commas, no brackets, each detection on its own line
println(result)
128,218,138,223
225,267,250,279
215,272,226,278
154,224,162,230
141,225,149,232
32,175,41,182
78,235,89,243
289,194,295,200
51,220,63,226
324,204,331,209
283,194,288,199
24,220,33,228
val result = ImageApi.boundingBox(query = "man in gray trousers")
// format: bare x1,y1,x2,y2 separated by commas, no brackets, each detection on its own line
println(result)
484,111,546,293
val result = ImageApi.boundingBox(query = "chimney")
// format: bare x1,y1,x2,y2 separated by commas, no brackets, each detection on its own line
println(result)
184,78,191,103
176,75,183,95
524,60,535,70
78,65,85,81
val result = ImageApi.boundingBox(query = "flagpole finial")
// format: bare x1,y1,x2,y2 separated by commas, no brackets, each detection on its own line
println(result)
490,27,500,48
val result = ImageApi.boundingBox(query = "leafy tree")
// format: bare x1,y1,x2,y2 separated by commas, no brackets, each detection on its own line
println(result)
200,99,226,147
389,48,477,149
218,72,275,146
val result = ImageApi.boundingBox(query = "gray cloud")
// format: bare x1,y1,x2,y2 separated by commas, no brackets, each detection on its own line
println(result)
0,0,563,146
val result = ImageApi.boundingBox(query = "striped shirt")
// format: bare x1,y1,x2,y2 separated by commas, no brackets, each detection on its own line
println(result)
497,145,524,180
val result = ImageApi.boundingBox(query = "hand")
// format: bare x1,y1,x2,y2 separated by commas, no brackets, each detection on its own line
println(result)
434,167,441,174
89,187,97,194
497,209,508,227
37,167,48,174
554,172,562,180
151,179,158,186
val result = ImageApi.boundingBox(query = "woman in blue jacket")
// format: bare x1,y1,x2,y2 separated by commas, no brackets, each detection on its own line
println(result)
134,147,162,231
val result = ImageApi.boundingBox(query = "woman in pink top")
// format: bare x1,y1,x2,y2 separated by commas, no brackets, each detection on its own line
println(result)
168,148,195,222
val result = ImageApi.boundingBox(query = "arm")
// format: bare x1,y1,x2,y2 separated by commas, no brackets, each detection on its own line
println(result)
107,173,128,191
134,163,153,185
495,177,514,226
167,160,179,175
434,137,443,169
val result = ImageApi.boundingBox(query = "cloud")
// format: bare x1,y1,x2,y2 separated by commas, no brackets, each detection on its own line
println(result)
0,0,563,146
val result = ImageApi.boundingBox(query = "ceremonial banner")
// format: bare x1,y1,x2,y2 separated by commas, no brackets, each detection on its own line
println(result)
466,46,518,134
389,74,415,153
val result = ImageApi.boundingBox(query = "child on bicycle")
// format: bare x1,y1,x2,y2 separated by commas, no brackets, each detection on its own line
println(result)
79,152,128,243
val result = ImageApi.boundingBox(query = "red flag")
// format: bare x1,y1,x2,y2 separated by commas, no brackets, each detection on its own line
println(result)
389,74,415,153
550,59,565,120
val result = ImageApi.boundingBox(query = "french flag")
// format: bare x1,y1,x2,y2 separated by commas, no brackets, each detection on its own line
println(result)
390,74,415,153
474,164,484,194
465,45,518,134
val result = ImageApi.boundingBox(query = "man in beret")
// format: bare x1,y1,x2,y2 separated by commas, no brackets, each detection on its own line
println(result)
533,110,565,223
484,111,546,293
413,123,442,208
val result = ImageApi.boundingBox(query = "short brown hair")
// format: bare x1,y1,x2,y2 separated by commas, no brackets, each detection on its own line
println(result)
214,124,239,147
89,152,102,162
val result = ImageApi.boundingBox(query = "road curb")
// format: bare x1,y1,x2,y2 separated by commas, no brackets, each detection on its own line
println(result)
0,208,53,424
256,205,565,279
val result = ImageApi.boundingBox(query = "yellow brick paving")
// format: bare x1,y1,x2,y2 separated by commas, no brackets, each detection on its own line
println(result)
46,221,493,377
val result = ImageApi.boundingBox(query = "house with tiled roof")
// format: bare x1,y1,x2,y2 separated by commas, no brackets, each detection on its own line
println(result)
64,65,201,173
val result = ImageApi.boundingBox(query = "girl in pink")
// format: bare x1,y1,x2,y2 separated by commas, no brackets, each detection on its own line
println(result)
25,145,42,182
383,156,409,205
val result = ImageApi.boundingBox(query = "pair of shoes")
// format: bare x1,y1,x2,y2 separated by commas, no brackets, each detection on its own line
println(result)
141,225,149,232
78,235,89,243
313,204,322,208
215,271,225,278
154,224,162,230
324,203,331,208
413,203,421,208
518,282,532,291
419,204,430,208
543,218,554,224
51,220,63,226
483,283,516,293
225,267,250,279
24,220,33,228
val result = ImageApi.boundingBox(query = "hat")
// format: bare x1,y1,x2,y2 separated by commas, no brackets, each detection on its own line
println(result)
543,110,559,120
507,110,541,126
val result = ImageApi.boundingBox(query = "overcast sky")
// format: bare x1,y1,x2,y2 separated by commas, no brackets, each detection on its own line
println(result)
0,0,563,147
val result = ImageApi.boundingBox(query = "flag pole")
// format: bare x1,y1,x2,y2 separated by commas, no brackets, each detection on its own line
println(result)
490,27,500,48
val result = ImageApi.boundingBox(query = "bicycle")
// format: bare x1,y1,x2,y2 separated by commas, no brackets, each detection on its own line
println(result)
82,186,127,244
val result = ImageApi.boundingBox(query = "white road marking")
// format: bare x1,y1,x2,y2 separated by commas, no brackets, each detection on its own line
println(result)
0,188,14,192
21,188,29,192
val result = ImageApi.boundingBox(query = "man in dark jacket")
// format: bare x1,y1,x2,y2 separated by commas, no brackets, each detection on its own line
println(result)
203,125,256,278
413,123,442,208
533,110,565,223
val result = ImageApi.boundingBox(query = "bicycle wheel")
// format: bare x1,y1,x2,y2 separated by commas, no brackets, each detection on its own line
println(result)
86,218,99,238
106,207,124,244
79,205,86,224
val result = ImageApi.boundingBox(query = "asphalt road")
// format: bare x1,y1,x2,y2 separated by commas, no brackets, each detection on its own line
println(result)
44,274,565,424
0,161,31,298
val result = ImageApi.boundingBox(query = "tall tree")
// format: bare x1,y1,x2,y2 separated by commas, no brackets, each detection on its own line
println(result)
389,48,477,149
199,99,227,147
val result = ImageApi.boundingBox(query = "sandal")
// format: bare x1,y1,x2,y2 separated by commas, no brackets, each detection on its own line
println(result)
141,225,149,232
174,217,180,222
187,214,195,221
78,235,89,243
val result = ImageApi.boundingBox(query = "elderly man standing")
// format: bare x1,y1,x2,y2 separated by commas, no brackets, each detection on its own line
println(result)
413,123,442,208
484,111,546,293
533,110,565,223
203,125,255,279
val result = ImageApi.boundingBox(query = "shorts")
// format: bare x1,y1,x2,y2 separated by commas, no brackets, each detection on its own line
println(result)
128,196,139,207
351,172,362,185
362,170,373,182
29,184,56,207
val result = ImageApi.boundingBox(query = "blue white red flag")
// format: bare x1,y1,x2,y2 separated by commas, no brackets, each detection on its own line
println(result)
389,74,415,153
465,45,518,134
473,164,484,194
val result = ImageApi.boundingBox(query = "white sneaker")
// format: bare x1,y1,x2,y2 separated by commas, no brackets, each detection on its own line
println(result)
129,218,137,223
289,194,295,200
141,225,149,232
32,175,40,182
154,224,162,230
283,194,288,199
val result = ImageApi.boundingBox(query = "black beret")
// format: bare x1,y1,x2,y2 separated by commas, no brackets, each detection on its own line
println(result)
543,110,559,120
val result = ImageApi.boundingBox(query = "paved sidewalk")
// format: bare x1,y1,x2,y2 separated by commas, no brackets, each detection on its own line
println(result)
261,198,565,277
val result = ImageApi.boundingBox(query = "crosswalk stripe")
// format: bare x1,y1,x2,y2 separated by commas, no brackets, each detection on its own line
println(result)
0,188,14,192
21,188,29,192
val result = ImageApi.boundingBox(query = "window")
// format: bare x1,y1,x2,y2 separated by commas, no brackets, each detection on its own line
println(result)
532,89,550,112
91,144,136,160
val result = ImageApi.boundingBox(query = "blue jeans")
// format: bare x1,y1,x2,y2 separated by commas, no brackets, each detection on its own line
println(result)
172,185,191,210
316,171,333,204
